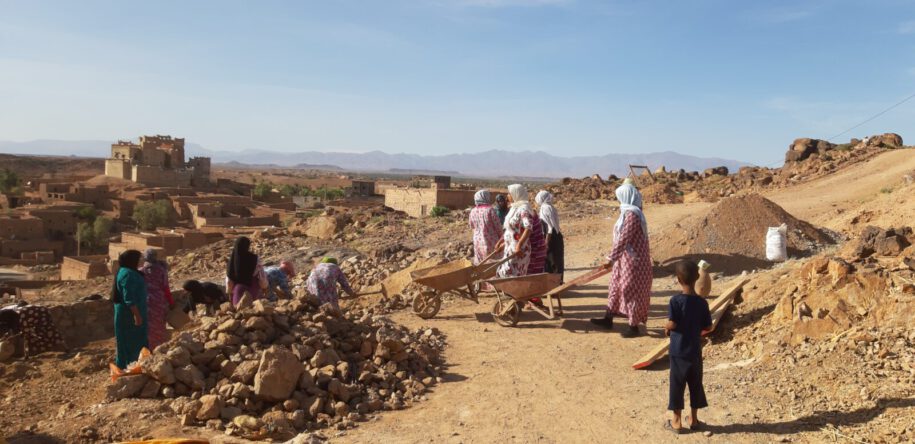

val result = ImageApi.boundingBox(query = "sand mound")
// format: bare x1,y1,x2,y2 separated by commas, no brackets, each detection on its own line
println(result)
640,183,683,204
655,194,834,273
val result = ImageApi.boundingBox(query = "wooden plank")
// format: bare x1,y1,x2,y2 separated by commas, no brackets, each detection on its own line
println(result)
542,265,612,297
631,277,749,370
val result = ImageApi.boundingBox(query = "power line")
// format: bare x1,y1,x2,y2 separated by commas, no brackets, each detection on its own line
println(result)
825,91,915,142
754,91,915,168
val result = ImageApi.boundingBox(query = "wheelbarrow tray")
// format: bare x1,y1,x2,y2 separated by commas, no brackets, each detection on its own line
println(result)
410,259,477,293
486,273,562,301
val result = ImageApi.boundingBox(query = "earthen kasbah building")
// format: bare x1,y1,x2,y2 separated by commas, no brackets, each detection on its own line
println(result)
104,135,210,187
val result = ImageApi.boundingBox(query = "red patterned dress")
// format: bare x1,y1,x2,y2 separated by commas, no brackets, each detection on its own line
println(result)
526,216,546,274
606,212,652,327
469,204,503,265
142,261,173,351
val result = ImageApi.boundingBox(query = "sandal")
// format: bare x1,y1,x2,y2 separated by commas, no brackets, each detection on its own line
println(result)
685,415,704,431
664,419,683,435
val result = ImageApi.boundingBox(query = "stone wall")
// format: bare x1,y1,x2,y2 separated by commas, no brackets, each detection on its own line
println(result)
384,188,437,217
46,299,114,347
132,165,193,187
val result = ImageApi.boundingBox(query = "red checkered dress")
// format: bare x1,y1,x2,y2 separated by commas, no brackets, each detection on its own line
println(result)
606,212,652,326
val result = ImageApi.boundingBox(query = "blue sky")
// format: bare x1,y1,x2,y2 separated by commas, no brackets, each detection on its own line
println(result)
1,0,913,165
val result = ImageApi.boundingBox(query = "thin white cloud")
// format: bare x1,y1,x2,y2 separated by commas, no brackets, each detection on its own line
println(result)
898,20,915,34
452,0,572,7
747,6,814,24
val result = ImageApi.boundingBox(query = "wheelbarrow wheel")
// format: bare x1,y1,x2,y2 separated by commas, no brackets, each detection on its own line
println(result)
412,291,442,319
491,299,520,327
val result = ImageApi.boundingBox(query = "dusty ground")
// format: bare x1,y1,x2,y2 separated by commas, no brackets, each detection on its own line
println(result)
4,149,915,443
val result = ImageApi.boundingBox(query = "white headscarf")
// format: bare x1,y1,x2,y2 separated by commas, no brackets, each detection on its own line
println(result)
503,184,532,232
535,190,560,234
474,189,491,206
614,183,647,240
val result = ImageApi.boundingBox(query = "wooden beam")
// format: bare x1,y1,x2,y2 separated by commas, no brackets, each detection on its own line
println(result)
631,277,750,370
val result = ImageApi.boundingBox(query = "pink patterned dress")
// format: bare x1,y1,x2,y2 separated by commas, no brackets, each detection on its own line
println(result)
142,261,173,351
497,207,535,278
306,263,354,309
606,212,652,327
469,205,503,265
526,216,546,274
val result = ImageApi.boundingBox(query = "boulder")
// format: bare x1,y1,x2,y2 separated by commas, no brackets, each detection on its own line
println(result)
144,353,176,385
174,364,205,392
107,374,150,400
196,394,223,420
231,360,259,384
306,216,345,240
254,346,305,402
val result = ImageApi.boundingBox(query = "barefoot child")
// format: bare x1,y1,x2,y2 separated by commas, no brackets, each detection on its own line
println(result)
664,260,712,434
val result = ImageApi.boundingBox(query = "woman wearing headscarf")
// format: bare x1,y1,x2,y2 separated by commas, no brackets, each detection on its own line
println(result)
535,190,564,282
112,249,148,369
306,257,356,309
591,183,652,338
226,236,267,305
0,302,66,358
141,248,173,351
494,194,509,226
469,189,503,266
496,184,543,277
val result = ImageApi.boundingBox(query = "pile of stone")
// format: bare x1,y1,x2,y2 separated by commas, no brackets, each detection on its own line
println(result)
107,295,446,441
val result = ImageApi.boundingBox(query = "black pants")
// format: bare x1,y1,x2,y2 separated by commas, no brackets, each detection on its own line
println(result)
544,230,564,282
668,356,708,411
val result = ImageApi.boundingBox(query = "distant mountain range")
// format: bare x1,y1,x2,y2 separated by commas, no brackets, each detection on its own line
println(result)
0,139,748,178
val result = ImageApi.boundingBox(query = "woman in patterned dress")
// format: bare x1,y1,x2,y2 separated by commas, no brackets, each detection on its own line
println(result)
591,182,652,338
0,303,66,358
496,184,537,278
469,189,503,265
306,257,356,309
141,248,174,351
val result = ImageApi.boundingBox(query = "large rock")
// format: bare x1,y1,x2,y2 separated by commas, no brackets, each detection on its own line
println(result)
306,216,345,240
174,364,205,392
254,346,305,402
144,353,176,385
196,394,223,420
107,374,150,400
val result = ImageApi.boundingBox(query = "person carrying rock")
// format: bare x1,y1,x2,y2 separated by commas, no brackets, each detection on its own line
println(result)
226,236,267,305
591,181,652,338
141,248,174,351
112,249,149,369
305,257,355,309
264,261,295,302
664,260,711,434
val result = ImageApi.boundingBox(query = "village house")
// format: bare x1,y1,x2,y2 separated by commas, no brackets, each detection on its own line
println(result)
104,135,211,187
383,176,476,218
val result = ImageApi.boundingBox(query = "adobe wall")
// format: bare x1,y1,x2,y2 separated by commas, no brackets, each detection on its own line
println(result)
132,165,192,187
27,209,78,238
350,181,376,196
0,217,46,240
384,188,437,217
0,239,64,258
105,159,131,180
61,255,110,280
435,189,477,211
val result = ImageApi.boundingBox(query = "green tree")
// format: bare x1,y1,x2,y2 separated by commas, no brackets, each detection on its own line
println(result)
133,200,171,230
75,206,97,222
430,205,449,217
76,222,95,250
93,217,113,246
0,169,20,194
253,181,273,198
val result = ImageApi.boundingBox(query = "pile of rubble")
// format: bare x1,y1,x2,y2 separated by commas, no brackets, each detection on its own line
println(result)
108,295,447,441
546,133,908,204
652,194,835,273
703,225,915,443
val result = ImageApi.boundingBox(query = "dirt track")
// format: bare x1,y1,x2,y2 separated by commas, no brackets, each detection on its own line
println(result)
338,149,915,443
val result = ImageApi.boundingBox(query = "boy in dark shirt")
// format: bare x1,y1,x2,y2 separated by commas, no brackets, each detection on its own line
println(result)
664,260,712,434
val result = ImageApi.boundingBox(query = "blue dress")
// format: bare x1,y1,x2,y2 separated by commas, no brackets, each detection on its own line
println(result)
114,267,149,369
